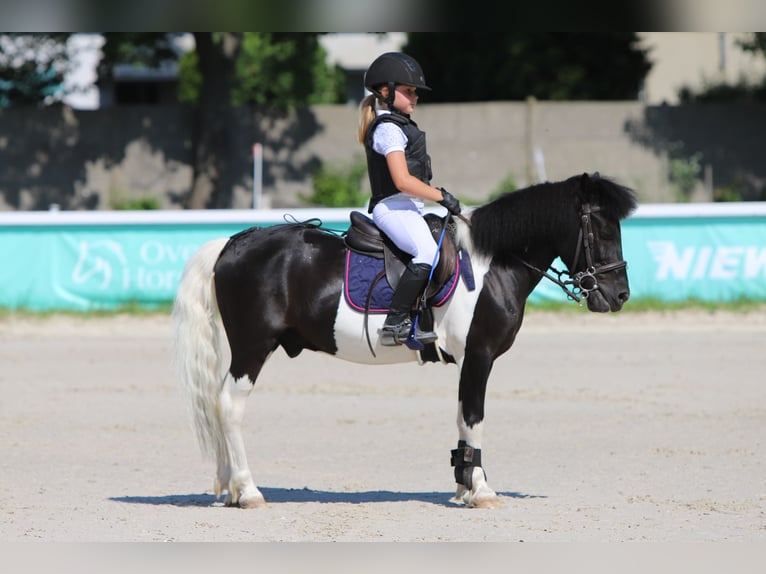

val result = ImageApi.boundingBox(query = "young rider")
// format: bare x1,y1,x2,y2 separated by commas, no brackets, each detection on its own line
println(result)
357,52,462,347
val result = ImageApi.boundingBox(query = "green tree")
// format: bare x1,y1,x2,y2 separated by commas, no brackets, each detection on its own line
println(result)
100,33,341,208
97,33,241,209
403,33,651,101
98,33,179,76
184,33,244,209
176,33,344,109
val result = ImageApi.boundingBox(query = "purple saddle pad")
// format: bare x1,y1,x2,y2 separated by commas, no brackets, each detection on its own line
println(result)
343,250,460,314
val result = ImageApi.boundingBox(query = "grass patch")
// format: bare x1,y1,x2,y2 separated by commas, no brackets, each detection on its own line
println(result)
0,302,173,320
616,297,763,313
2,299,765,319
526,297,766,314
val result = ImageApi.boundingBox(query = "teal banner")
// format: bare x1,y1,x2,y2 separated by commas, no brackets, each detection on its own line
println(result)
1,205,764,311
623,215,766,303
1,224,247,311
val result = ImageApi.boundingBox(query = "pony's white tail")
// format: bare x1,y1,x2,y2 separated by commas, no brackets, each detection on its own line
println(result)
172,238,230,461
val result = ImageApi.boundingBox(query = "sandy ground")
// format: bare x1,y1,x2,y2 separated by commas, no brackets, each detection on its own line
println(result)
1,308,765,543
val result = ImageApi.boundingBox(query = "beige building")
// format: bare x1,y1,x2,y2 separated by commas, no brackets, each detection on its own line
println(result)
638,32,766,104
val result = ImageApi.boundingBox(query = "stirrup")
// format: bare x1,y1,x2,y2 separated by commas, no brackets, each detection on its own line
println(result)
380,323,438,347
413,326,437,344
379,319,412,346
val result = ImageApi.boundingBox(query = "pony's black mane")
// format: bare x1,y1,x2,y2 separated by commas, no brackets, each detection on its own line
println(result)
469,173,637,259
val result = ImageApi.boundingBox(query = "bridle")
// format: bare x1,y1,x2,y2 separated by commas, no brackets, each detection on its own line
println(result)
505,203,627,303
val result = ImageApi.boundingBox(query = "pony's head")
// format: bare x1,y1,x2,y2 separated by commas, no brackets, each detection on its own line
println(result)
563,172,637,312
468,172,637,313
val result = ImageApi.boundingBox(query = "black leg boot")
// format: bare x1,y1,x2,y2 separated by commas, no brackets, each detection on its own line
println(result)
380,262,435,346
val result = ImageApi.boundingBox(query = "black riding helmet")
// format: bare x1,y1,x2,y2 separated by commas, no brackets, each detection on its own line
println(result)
364,52,431,110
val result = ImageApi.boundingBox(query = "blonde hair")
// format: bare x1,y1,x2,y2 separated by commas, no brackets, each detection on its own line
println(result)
357,94,378,145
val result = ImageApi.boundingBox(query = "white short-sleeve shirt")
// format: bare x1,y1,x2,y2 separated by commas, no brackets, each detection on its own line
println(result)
371,110,407,156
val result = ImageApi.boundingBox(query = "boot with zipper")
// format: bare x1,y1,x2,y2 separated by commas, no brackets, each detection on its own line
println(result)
380,262,438,346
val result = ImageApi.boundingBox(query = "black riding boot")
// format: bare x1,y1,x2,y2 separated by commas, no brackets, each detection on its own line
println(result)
380,262,438,347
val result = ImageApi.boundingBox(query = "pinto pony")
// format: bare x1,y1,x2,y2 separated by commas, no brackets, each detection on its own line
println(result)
173,172,637,508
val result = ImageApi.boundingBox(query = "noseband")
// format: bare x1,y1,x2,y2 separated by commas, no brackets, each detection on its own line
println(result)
512,203,627,303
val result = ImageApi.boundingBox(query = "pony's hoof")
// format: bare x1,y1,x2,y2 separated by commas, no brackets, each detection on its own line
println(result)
449,482,502,508
472,494,503,509
238,494,267,509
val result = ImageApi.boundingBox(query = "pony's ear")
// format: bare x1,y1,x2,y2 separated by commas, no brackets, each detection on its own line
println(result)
579,172,599,203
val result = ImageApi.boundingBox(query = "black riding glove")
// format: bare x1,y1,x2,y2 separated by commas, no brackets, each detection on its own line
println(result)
437,188,462,215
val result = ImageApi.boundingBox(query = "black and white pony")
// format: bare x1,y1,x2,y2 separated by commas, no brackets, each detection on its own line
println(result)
173,172,637,508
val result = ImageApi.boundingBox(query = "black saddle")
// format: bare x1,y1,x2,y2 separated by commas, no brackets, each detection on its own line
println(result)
344,211,411,290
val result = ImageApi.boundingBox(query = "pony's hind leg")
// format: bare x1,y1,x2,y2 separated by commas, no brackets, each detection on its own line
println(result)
216,374,265,508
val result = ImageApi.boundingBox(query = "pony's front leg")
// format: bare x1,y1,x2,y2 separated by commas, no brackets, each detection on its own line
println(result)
449,354,502,508
449,405,501,508
216,375,265,508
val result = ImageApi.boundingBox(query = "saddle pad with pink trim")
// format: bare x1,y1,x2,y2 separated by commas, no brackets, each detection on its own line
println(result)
343,250,460,314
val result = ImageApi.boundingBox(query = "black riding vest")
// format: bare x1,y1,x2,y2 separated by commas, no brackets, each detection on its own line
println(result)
364,111,432,213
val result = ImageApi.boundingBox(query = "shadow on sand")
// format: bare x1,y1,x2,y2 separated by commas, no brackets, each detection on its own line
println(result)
111,487,545,508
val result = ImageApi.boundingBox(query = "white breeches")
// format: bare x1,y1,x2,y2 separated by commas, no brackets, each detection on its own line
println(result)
372,196,439,266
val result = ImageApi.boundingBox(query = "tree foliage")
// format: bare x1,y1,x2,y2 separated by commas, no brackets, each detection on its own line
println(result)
98,33,343,208
232,33,344,109
98,33,179,77
403,33,651,101
176,33,344,110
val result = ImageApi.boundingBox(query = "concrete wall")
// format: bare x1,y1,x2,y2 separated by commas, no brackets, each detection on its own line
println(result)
2,101,765,211
278,101,671,206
